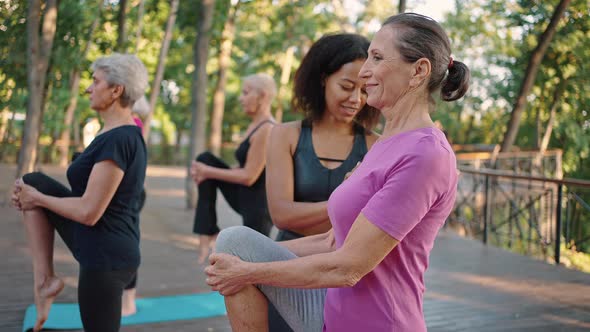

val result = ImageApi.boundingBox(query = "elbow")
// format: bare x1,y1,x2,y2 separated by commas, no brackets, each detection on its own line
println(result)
241,177,257,187
87,217,100,227
238,171,258,187
269,210,298,230
341,271,363,287
81,209,100,226
331,258,365,287
271,215,291,230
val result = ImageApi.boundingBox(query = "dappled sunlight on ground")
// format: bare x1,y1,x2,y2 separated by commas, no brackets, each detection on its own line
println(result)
445,271,590,307
146,188,185,198
54,249,77,265
141,232,200,251
62,275,79,289
542,313,590,329
425,291,505,311
146,166,187,178
168,233,201,247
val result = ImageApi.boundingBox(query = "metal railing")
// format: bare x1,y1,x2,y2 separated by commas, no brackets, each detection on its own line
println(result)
455,148,563,179
450,167,590,265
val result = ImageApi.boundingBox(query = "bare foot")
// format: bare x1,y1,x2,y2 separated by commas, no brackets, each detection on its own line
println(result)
121,288,137,317
34,276,64,332
198,234,218,264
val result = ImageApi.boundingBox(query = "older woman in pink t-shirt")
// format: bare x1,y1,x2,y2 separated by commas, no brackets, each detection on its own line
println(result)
205,13,470,332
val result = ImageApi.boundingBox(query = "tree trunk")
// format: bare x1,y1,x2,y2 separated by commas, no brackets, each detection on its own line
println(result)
58,12,100,166
116,0,128,52
534,106,541,149
274,3,297,123
35,75,52,168
398,0,406,13
187,0,214,209
463,113,475,144
500,0,571,152
134,0,145,53
0,111,7,141
0,109,18,161
209,0,240,156
143,0,179,144
174,127,183,164
73,111,81,149
274,45,295,123
17,0,58,178
533,78,567,173
1,110,16,144
533,88,548,149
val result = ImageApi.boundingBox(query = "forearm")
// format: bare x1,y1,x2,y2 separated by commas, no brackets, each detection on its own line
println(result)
243,251,357,289
206,167,255,186
278,231,334,257
271,200,329,231
37,194,97,226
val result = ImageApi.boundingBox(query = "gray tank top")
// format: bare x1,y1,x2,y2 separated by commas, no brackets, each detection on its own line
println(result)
292,120,368,203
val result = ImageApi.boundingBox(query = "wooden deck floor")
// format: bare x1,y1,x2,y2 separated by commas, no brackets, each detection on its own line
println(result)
1,164,589,332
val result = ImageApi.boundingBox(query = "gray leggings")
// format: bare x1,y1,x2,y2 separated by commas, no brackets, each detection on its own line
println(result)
216,226,326,332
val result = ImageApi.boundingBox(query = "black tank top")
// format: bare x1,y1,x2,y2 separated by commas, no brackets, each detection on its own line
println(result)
293,120,367,203
235,120,274,189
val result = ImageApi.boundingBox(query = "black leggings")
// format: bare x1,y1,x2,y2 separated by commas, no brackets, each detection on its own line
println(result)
78,267,136,332
192,152,272,236
22,172,137,332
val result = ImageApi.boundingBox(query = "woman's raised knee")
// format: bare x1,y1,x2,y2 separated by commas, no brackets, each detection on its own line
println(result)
215,226,259,256
22,172,46,187
196,151,216,163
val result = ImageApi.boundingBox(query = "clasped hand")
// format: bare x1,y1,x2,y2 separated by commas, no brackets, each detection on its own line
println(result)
11,178,40,211
190,161,209,184
204,253,249,296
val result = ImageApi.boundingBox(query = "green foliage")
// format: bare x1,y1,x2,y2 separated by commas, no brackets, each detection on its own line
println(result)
0,2,28,125
561,244,590,273
1,0,588,184
436,0,589,178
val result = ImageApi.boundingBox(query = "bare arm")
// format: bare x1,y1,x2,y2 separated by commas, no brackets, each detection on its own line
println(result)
277,229,335,257
17,160,125,226
366,131,379,150
195,124,272,186
266,123,329,231
206,213,399,294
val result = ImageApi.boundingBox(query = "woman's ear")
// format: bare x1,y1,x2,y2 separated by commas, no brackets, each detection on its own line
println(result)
112,85,125,100
409,58,431,88
263,88,274,103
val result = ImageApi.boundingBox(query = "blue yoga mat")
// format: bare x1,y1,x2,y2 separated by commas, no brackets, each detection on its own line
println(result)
22,291,226,332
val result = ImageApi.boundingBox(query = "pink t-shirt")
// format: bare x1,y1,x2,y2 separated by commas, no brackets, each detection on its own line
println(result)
323,127,458,332
133,116,143,134
133,116,144,134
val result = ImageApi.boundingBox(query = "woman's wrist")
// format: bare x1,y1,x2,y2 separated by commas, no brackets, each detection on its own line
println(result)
241,261,258,285
199,164,212,181
33,191,47,209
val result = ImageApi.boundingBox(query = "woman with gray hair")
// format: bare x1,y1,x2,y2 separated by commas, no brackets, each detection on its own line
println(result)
11,53,148,332
191,73,276,263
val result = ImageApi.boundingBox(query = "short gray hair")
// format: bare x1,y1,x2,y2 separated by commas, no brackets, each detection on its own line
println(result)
243,73,277,101
91,53,149,107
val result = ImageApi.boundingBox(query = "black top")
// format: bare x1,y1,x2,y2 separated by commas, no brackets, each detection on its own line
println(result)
293,120,367,203
234,120,274,190
66,125,147,270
